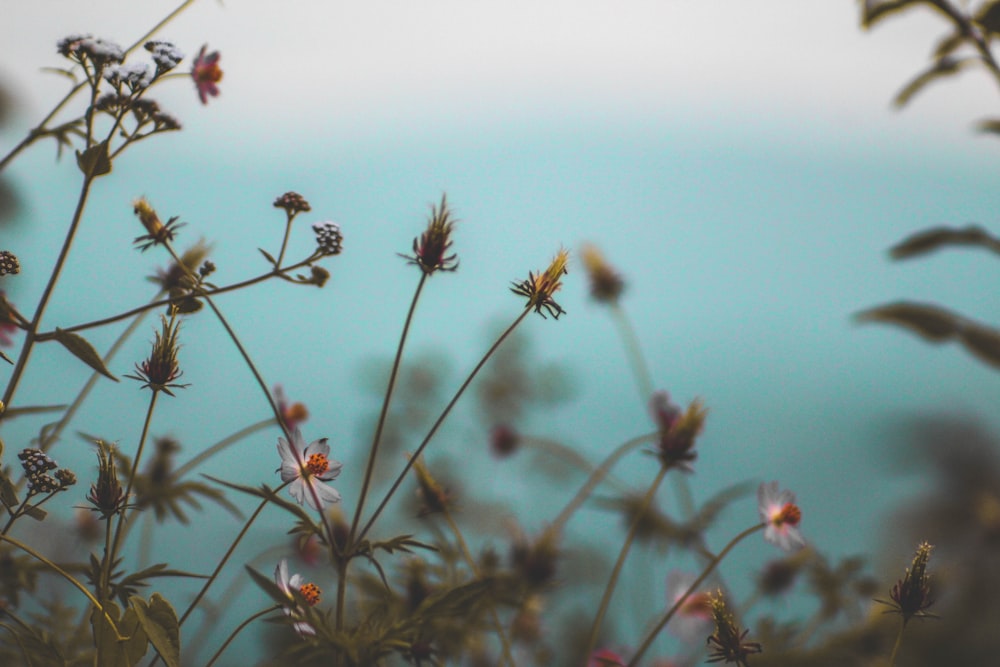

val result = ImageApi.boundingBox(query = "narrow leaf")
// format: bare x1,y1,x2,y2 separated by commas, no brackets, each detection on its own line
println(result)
23,504,46,521
0,471,19,509
246,564,289,606
53,328,118,381
890,225,1000,259
893,57,968,108
75,140,112,177
958,324,1000,370
130,594,180,667
0,349,10,364
855,302,960,341
976,0,1000,34
258,248,277,265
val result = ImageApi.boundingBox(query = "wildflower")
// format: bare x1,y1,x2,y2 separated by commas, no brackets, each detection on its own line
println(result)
511,249,569,319
103,62,153,91
191,45,222,105
489,423,520,458
87,441,127,519
312,221,344,256
706,591,762,666
877,541,935,625
276,429,343,511
0,251,20,276
665,571,712,643
18,449,60,496
133,197,184,251
589,648,626,667
274,384,309,431
399,195,458,275
57,35,124,69
150,241,212,293
273,191,311,215
650,393,707,472
412,456,452,516
274,559,320,637
144,40,184,75
580,243,625,303
757,482,805,552
126,315,188,395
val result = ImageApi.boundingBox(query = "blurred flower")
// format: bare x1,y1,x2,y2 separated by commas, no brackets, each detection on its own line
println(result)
665,571,713,643
274,559,319,637
273,191,311,215
18,449,60,496
87,441,126,519
133,197,184,252
510,249,569,319
191,45,222,105
412,456,452,516
509,523,560,588
489,423,521,458
650,392,707,473
758,482,805,551
103,62,153,91
877,541,936,626
589,648,626,667
0,250,20,276
126,315,187,395
57,34,124,69
757,552,808,597
399,194,458,275
274,384,309,431
706,591,762,666
144,40,184,75
277,429,343,511
580,243,625,303
312,221,343,256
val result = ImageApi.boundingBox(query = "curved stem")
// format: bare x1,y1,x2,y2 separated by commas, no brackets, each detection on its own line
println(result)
584,466,668,659
627,523,765,666
203,605,281,667
356,307,531,544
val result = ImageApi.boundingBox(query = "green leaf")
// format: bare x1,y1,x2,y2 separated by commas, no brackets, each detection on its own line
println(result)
893,57,970,109
0,348,10,364
258,248,277,265
958,324,1000,370
91,601,148,667
889,225,1000,259
855,302,960,341
75,140,112,177
246,564,289,606
53,328,118,381
861,0,932,29
203,475,315,526
0,470,19,509
22,504,46,521
130,594,180,667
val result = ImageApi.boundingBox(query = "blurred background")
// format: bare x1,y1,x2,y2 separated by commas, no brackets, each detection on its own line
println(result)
2,1,999,664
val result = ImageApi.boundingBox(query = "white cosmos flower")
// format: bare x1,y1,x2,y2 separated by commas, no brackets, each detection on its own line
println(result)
277,428,343,511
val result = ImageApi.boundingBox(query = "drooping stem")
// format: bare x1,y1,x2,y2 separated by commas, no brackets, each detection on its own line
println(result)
627,523,765,666
584,466,669,659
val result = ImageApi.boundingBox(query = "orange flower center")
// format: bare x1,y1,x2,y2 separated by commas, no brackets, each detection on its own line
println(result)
298,582,321,606
773,502,802,527
305,453,329,476
196,63,222,84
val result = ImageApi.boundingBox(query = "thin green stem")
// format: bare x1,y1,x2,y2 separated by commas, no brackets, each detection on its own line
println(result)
275,212,296,268
350,273,427,538
609,302,653,401
356,307,531,544
173,418,275,479
522,435,632,495
547,431,657,535
204,605,281,667
584,466,669,659
627,523,765,667
887,619,906,667
0,534,121,638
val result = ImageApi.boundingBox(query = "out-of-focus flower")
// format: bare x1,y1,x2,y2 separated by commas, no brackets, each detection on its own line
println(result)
103,62,153,91
144,40,184,75
87,441,126,519
57,35,124,69
758,481,805,552
511,249,569,319
126,315,187,395
273,191,311,215
649,391,706,472
277,429,343,511
274,384,309,432
665,571,713,643
18,449,60,496
312,221,343,256
274,559,320,637
589,648,626,667
412,456,452,516
490,423,521,458
191,45,222,105
0,250,20,276
509,523,560,588
133,197,184,252
877,541,936,626
399,195,458,275
757,551,808,597
580,243,625,303
706,591,762,666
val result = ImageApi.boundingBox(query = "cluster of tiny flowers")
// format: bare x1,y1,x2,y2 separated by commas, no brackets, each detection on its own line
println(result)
144,40,184,74
57,34,125,68
312,222,344,255
18,449,74,495
104,62,153,91
273,191,312,215
0,251,20,276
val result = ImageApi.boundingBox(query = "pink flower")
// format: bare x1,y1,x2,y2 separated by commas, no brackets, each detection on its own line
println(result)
191,45,222,104
277,429,343,511
665,571,713,643
274,384,309,431
589,648,626,667
758,481,805,551
274,559,319,637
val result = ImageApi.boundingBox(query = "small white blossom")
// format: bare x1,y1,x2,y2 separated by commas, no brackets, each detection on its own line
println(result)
276,429,343,511
274,559,318,637
758,481,805,552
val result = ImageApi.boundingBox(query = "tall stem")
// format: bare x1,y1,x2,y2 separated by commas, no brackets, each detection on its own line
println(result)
203,605,281,667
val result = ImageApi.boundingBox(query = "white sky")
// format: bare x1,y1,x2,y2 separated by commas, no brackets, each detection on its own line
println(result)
2,1,999,148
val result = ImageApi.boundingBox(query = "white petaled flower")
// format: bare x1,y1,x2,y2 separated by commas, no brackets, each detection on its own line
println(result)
277,429,343,510
274,559,319,637
665,570,713,643
757,481,805,552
